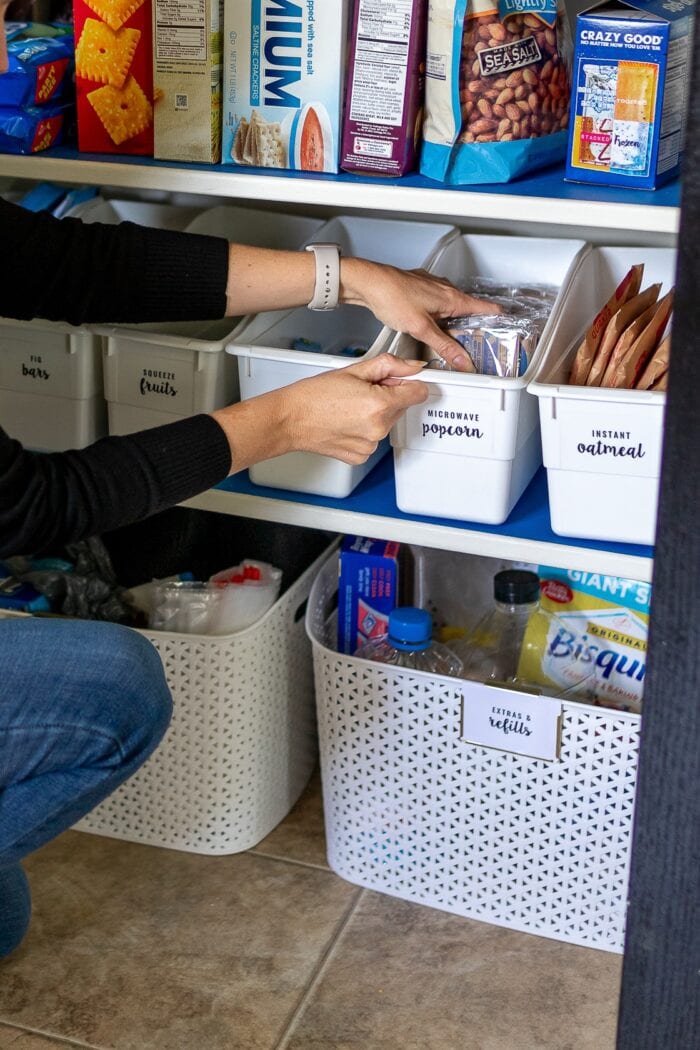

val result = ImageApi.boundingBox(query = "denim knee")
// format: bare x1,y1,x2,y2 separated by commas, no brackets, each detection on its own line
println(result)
83,622,173,761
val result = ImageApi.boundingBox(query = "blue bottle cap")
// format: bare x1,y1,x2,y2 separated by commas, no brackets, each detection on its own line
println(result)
388,607,432,651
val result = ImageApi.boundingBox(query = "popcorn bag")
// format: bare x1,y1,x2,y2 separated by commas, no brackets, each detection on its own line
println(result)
421,0,572,184
73,0,153,154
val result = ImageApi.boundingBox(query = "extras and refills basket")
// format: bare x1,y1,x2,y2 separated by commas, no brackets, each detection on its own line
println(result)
306,548,640,952
76,548,327,855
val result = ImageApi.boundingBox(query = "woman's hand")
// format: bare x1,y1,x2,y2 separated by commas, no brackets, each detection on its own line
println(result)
340,259,494,372
211,353,427,474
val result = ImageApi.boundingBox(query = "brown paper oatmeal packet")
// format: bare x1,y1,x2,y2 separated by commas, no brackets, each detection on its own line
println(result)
637,331,671,390
587,283,662,386
651,371,668,391
603,291,673,389
569,264,644,385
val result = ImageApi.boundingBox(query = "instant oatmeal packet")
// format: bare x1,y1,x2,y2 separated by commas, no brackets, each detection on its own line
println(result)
569,263,643,385
586,281,660,386
603,290,674,389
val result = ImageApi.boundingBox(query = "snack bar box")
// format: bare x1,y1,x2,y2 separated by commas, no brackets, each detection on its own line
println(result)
528,246,676,545
95,206,324,435
228,215,460,499
389,235,589,525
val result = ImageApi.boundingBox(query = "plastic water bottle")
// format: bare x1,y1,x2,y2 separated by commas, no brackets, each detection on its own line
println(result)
456,570,541,684
355,607,463,677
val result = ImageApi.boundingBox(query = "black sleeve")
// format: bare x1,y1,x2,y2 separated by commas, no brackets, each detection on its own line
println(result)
0,199,235,557
0,197,230,325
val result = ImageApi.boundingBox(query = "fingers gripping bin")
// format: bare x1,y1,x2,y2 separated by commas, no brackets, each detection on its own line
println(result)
307,549,641,952
0,318,106,450
529,247,677,545
229,215,460,498
76,547,328,854
389,235,588,524
96,206,325,435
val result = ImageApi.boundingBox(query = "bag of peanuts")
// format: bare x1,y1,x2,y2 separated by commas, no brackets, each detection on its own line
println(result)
421,0,572,183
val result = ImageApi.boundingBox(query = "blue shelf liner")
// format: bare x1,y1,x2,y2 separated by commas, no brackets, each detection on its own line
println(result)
41,148,681,210
215,457,654,565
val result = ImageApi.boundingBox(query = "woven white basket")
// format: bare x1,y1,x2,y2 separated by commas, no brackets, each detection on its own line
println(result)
307,549,641,953
77,548,327,855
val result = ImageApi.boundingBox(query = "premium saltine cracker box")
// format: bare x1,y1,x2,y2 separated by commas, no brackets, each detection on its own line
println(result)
153,0,223,162
73,0,154,154
222,0,351,172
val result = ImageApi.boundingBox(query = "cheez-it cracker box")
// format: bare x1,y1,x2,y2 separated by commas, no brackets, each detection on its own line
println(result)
73,0,153,154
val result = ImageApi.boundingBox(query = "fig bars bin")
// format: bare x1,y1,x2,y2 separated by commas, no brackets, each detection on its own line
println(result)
95,205,324,435
76,545,331,855
389,234,588,524
307,546,641,952
528,246,676,545
228,215,460,498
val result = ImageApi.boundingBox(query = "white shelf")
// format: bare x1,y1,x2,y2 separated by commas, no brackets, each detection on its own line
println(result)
183,463,654,582
0,151,680,235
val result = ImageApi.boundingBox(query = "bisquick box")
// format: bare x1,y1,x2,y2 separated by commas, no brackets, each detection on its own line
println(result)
222,0,350,172
566,1,693,189
341,0,427,176
337,537,404,656
153,0,223,162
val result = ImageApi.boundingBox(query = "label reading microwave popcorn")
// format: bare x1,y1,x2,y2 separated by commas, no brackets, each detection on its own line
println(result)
222,0,351,172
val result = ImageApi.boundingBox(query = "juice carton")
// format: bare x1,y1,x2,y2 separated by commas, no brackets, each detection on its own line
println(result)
566,1,694,189
222,0,351,172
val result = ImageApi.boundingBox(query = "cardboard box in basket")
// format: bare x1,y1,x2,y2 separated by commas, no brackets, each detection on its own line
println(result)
229,215,460,499
96,205,324,436
389,234,588,525
528,246,676,546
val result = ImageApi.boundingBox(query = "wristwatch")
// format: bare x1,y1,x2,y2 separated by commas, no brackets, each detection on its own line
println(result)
304,243,341,311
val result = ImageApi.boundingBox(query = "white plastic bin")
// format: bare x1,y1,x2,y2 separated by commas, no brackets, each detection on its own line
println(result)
96,206,324,435
0,318,106,450
64,195,203,230
76,545,329,855
229,215,460,498
307,547,640,953
528,247,676,545
389,235,589,525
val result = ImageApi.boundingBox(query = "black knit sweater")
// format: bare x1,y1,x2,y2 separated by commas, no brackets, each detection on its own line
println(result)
0,198,234,557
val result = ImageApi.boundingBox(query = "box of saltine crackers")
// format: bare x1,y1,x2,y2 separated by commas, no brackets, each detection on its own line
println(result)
223,0,351,173
74,0,153,154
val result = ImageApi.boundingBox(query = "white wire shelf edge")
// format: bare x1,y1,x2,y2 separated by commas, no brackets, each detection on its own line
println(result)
0,154,679,236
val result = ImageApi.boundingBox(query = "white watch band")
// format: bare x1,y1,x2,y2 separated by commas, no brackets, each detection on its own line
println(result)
305,243,341,311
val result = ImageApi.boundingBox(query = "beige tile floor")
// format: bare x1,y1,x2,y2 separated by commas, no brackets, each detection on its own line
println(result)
0,772,622,1050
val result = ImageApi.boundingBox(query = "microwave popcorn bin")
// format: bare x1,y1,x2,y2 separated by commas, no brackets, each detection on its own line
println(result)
95,205,323,435
0,318,106,450
76,545,329,854
389,234,588,525
306,546,641,952
528,246,676,545
229,215,460,498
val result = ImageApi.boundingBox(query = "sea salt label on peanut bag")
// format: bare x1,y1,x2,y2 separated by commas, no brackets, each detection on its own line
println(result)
421,0,572,183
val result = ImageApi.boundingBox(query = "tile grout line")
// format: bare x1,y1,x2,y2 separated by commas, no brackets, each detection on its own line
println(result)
249,849,331,873
272,888,366,1050
0,1019,103,1049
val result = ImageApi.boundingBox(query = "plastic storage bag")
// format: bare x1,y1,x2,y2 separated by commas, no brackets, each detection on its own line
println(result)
421,0,572,184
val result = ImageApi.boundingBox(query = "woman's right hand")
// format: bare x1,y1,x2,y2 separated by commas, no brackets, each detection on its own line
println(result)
211,353,427,474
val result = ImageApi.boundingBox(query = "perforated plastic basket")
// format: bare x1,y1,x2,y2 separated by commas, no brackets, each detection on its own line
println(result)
76,547,329,855
306,548,640,952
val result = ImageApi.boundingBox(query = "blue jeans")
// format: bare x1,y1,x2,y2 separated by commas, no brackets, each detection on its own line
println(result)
0,618,172,958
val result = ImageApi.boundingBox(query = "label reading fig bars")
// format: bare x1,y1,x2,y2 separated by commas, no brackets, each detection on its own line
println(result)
478,35,541,77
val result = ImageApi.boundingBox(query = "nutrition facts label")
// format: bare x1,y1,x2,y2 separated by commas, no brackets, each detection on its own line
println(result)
155,0,207,62
349,0,413,127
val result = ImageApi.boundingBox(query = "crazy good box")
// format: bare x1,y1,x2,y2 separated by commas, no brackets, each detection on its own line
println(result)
152,0,223,162
222,0,350,172
341,0,427,176
566,0,693,189
73,0,153,154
